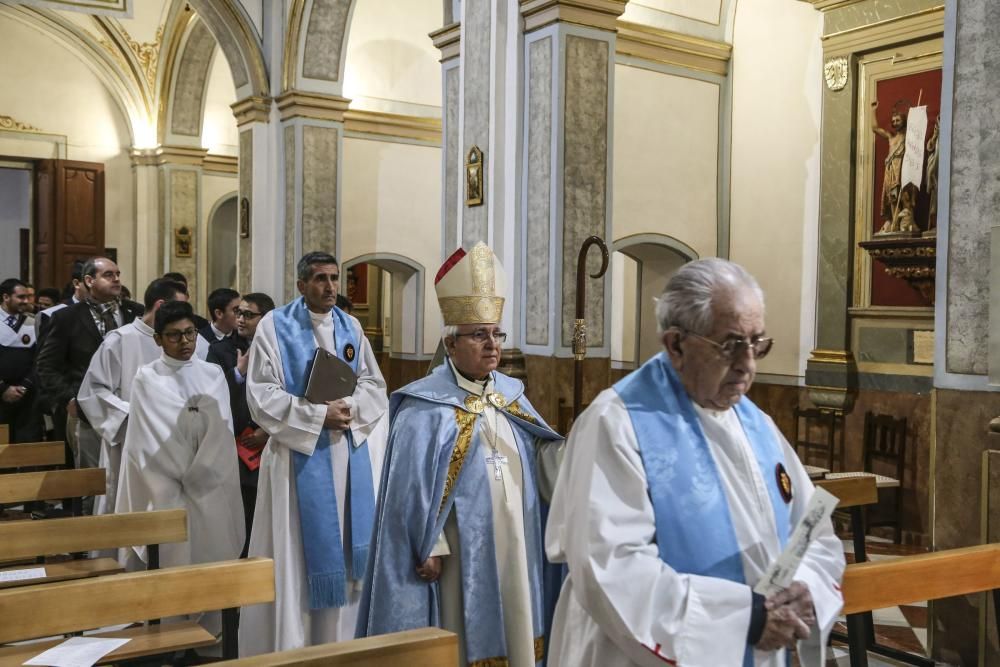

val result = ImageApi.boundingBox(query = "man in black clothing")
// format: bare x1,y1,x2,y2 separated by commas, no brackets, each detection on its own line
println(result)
206,291,274,555
36,288,60,311
0,279,42,442
200,288,240,343
35,258,143,508
161,272,209,330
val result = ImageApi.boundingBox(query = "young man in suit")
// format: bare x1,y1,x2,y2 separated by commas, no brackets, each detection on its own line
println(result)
0,279,41,443
35,257,143,512
200,288,240,343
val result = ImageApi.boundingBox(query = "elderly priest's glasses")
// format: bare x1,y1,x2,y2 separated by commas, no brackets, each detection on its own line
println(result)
682,331,774,361
161,328,199,343
453,330,508,344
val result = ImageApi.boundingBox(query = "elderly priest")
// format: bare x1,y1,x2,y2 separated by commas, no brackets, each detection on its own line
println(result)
357,242,563,667
545,258,845,667
240,251,388,655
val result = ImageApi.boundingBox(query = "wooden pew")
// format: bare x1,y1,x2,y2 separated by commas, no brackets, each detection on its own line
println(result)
0,442,65,469
0,468,104,516
0,424,8,444
0,509,188,588
215,628,458,667
840,544,1000,667
0,557,275,665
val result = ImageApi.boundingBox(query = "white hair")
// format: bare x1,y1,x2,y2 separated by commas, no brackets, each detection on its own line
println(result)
441,325,458,347
654,258,764,334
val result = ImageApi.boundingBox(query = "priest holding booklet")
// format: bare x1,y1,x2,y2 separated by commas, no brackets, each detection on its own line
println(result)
239,251,388,656
545,258,845,667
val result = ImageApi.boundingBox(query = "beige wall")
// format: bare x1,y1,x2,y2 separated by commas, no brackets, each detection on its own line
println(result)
728,0,822,378
201,47,239,156
341,136,441,355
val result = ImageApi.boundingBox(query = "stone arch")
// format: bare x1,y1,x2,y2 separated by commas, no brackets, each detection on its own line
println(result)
285,0,356,93
611,233,697,366
341,252,426,358
186,0,269,100
162,16,218,145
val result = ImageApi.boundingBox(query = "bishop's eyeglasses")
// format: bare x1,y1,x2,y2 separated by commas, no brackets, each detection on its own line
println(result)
453,330,508,344
683,331,774,361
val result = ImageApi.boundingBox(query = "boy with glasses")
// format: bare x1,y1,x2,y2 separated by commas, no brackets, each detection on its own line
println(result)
115,300,244,585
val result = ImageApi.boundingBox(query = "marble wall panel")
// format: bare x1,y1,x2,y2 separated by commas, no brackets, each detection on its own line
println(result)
169,169,199,298
460,0,491,245
525,37,552,346
302,0,351,81
238,129,252,289
823,0,944,36
300,125,337,256
171,21,216,137
187,0,249,89
284,125,296,302
444,66,460,253
944,0,999,375
561,36,609,348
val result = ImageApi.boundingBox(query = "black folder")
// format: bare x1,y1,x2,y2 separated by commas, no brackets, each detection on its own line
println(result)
304,348,358,404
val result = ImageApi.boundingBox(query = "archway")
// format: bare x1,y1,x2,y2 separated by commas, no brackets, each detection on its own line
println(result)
612,233,697,368
208,193,238,290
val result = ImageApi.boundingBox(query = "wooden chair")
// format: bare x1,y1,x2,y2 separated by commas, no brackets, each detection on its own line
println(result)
793,406,844,471
0,468,105,517
0,509,188,587
215,628,458,666
0,442,65,470
862,411,907,543
0,557,275,664
841,544,1000,667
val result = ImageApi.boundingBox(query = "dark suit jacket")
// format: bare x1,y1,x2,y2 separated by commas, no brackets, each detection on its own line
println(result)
206,334,258,486
199,322,225,345
35,300,144,415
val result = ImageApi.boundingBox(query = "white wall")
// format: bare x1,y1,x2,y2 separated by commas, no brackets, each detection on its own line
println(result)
0,16,134,286
201,47,239,156
728,0,822,378
0,168,30,281
341,137,441,355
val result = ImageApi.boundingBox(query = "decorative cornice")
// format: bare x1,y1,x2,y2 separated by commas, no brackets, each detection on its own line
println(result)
130,145,209,167
615,20,731,76
344,109,442,144
821,5,943,53
0,114,42,133
519,0,629,33
429,22,461,62
121,24,162,91
231,95,272,127
275,91,350,122
798,0,865,11
203,153,238,174
809,349,855,364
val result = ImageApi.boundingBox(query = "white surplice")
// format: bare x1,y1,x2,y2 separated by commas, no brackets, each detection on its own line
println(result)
429,362,536,667
546,389,845,667
239,309,388,656
115,353,244,572
78,319,209,516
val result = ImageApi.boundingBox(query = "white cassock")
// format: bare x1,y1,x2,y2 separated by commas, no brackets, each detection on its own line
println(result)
115,353,244,573
546,389,845,667
77,319,209,516
239,309,388,656
430,363,536,667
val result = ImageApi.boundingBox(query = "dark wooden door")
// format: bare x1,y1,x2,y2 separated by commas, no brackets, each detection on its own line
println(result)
34,159,105,289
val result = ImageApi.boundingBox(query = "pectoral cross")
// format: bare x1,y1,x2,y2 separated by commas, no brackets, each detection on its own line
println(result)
486,450,508,481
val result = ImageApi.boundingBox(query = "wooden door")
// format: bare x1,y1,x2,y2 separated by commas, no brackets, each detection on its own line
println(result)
34,159,105,289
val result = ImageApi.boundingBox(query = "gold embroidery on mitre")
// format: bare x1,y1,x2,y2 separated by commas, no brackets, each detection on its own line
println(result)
470,243,495,296
505,400,539,426
439,295,505,326
534,637,545,661
440,407,477,514
469,658,509,667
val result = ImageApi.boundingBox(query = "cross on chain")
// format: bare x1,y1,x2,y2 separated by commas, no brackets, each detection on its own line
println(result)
485,450,508,481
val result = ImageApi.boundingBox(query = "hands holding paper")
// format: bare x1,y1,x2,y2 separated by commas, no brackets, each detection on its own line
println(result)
756,581,815,651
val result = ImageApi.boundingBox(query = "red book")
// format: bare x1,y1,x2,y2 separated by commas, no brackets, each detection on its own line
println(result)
236,427,266,471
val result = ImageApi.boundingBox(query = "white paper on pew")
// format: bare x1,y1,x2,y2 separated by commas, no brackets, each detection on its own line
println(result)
753,487,839,597
23,637,130,667
0,567,45,583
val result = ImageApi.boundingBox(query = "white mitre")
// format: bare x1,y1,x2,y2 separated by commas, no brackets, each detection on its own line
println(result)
434,241,507,325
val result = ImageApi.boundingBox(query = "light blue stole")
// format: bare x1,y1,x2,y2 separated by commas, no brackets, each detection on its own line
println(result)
614,353,790,665
272,297,376,609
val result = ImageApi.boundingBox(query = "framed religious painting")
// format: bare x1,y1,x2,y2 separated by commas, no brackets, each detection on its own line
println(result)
852,38,942,310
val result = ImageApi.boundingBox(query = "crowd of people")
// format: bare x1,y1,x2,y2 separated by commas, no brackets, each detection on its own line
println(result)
0,246,845,666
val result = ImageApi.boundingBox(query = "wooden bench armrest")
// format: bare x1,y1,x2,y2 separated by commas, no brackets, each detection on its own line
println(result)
215,628,458,666
815,475,878,508
0,443,65,469
842,543,1000,614
0,509,187,560
0,468,105,504
0,557,275,643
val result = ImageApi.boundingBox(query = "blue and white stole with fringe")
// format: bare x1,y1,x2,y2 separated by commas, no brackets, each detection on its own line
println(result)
272,297,376,609
614,353,791,666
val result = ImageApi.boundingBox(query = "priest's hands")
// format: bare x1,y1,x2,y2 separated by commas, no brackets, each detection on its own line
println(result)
324,399,352,431
2,385,26,403
416,556,442,583
756,581,815,651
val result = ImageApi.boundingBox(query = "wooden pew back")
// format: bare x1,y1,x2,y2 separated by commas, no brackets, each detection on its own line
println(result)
0,424,8,444
0,557,275,644
842,543,1000,615
0,509,187,561
815,475,878,509
0,468,104,504
0,442,65,469
215,628,458,667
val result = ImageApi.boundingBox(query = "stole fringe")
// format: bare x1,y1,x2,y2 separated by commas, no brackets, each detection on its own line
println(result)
307,571,347,609
352,545,369,580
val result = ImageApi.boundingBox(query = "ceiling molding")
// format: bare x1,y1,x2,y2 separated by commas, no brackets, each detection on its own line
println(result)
275,90,350,122
616,20,731,76
429,21,460,62
519,0,629,33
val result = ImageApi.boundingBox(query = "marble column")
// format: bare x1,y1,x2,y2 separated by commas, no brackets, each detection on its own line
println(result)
430,21,461,257
130,150,163,292
274,92,347,302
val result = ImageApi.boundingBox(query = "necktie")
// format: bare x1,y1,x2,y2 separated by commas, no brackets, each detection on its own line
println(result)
100,305,117,335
